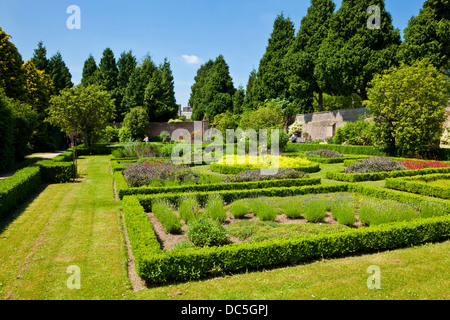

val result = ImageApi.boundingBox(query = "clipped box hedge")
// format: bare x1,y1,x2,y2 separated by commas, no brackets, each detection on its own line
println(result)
326,166,450,182
134,183,350,210
385,173,450,199
286,143,385,156
210,162,321,174
0,166,41,219
116,172,321,199
122,191,450,284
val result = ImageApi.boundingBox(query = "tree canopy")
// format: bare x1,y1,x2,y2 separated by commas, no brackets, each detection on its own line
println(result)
47,84,115,147
315,0,401,101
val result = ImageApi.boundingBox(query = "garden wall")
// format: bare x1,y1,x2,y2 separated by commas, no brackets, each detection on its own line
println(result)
146,120,209,138
294,108,370,141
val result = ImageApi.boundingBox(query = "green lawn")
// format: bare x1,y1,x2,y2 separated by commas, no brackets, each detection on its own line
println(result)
0,156,448,300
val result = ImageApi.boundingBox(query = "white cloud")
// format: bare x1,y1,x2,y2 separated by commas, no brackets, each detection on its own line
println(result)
182,54,202,65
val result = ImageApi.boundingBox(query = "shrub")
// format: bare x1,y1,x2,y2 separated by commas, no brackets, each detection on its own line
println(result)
0,166,41,219
151,199,182,234
230,201,250,219
302,195,328,222
359,199,419,226
249,197,278,221
329,194,356,226
305,149,343,158
221,168,309,183
204,194,227,223
123,107,149,141
281,198,303,219
345,157,407,174
159,131,171,143
187,215,229,247
36,160,73,183
365,59,449,157
118,126,133,142
333,116,375,146
123,161,197,188
288,120,303,137
178,194,200,223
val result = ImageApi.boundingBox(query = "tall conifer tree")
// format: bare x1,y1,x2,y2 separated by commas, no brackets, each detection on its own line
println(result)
251,13,295,106
81,54,99,86
30,41,50,72
315,0,401,101
48,52,73,93
400,0,450,76
284,0,335,112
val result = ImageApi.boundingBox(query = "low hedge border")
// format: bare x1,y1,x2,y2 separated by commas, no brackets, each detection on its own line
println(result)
326,166,450,182
385,174,450,199
0,166,42,219
134,183,350,210
210,162,321,174
122,192,450,284
286,143,386,156
116,172,321,198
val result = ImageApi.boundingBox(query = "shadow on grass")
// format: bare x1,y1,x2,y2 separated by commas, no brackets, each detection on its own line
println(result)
0,183,50,235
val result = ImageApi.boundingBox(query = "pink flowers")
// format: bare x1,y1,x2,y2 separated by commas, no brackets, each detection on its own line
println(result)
400,160,450,170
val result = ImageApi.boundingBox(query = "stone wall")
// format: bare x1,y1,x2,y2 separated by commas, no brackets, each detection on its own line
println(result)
294,108,370,141
146,120,209,138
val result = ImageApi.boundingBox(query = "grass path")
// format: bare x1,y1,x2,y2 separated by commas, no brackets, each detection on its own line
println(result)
0,156,448,300
0,156,129,300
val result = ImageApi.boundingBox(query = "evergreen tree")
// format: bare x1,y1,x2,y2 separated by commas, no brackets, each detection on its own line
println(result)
232,86,245,115
251,13,295,106
115,51,137,121
315,0,401,101
81,54,99,86
400,0,450,76
98,48,118,92
284,0,335,112
23,60,60,151
190,55,235,121
122,55,157,112
48,52,73,93
30,41,50,72
189,59,215,121
243,69,257,110
0,88,15,171
0,27,26,100
144,58,178,122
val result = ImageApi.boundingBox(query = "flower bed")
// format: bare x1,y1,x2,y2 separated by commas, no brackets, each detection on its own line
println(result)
400,159,450,170
122,183,450,284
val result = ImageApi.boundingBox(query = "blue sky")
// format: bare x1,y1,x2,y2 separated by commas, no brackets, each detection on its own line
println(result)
0,0,426,107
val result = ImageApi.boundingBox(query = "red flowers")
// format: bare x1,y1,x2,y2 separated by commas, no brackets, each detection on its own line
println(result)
400,160,450,170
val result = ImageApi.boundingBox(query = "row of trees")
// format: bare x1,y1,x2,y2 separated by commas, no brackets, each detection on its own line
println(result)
0,29,75,171
190,0,449,120
81,49,178,122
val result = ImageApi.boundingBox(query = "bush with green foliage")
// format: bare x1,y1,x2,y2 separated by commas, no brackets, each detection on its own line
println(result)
345,157,407,174
123,106,149,141
333,116,375,146
187,215,229,247
151,199,181,234
365,59,449,157
204,194,227,223
0,166,41,219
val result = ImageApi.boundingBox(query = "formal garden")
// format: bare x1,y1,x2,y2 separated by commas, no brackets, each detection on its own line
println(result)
1,0,449,301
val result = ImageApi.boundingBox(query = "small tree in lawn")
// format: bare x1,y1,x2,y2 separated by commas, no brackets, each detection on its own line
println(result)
365,59,449,157
47,84,115,148
122,106,149,141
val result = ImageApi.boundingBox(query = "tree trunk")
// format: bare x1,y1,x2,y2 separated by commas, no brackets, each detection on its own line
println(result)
82,132,90,148
318,90,324,112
